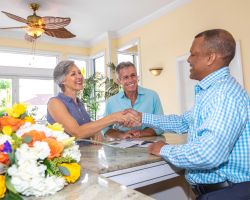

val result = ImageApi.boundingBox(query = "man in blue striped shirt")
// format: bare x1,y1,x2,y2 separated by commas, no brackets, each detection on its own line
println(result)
125,29,250,200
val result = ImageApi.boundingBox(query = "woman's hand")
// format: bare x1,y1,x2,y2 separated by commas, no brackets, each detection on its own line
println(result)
90,132,103,144
110,110,141,126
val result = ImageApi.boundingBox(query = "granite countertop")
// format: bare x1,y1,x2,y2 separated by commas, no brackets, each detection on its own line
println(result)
79,141,162,174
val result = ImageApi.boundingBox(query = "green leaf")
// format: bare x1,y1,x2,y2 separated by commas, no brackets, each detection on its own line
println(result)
19,113,27,119
3,190,23,200
5,175,18,194
11,134,22,149
7,150,16,165
22,135,32,144
0,109,6,117
58,166,70,176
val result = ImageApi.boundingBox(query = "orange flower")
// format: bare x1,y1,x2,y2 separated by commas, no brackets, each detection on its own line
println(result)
42,137,64,159
0,116,24,132
0,152,9,164
22,130,46,147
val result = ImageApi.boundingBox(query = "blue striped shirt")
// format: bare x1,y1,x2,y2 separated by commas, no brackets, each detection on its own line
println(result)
142,67,250,184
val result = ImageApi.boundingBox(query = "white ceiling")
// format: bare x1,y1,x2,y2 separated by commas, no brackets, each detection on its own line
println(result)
0,0,190,47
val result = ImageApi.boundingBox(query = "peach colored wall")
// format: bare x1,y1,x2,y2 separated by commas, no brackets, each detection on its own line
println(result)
116,0,250,114
89,40,106,57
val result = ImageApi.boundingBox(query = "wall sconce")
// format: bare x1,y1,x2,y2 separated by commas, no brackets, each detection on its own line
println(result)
149,68,163,76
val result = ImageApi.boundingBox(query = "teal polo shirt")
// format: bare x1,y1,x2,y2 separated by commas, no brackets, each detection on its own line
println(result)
103,86,164,135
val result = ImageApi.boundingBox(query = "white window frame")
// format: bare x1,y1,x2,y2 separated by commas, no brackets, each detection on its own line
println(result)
89,52,106,119
0,47,60,103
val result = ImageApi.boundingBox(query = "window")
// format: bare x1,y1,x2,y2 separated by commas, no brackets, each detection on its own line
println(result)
0,49,58,120
69,57,88,77
93,56,105,75
117,42,140,77
117,53,134,63
19,79,54,120
0,51,57,69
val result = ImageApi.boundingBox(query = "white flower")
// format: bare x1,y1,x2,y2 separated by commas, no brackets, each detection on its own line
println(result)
7,141,66,197
62,142,81,162
14,142,49,165
33,141,50,160
15,144,40,164
0,134,12,145
9,166,65,197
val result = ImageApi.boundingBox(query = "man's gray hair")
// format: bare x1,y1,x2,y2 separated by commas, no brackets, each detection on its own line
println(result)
116,61,136,75
53,60,74,90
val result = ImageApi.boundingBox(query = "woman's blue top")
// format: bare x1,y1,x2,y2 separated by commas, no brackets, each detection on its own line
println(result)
47,92,91,125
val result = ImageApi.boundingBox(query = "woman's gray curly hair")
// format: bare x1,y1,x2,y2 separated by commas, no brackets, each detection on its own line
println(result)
53,60,74,91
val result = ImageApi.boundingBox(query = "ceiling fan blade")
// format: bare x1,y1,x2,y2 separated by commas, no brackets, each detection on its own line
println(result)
44,28,75,38
1,11,28,24
42,17,71,29
24,33,36,42
0,26,28,30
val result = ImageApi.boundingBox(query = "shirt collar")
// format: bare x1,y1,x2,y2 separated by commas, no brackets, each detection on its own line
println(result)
197,66,230,91
119,86,145,99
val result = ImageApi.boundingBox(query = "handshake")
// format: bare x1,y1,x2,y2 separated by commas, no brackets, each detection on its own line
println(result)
113,109,142,128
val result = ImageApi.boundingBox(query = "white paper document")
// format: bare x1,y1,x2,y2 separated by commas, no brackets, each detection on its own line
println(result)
108,139,154,148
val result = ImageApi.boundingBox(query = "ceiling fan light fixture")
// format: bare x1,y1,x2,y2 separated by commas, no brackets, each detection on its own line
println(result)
1,2,76,41
26,27,44,38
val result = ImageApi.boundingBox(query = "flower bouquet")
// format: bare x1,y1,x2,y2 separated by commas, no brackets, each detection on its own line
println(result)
0,103,81,199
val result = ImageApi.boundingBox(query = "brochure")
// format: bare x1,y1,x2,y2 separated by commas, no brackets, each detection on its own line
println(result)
108,139,154,148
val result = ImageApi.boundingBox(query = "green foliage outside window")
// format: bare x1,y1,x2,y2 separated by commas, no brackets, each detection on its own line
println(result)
0,80,11,111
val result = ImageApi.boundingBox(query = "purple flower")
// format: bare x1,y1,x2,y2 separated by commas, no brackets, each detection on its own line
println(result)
3,141,12,153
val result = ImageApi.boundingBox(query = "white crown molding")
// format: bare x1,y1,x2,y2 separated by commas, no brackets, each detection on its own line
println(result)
114,0,192,38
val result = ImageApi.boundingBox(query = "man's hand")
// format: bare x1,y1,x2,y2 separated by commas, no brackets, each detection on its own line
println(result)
148,141,166,156
126,130,141,138
123,109,142,127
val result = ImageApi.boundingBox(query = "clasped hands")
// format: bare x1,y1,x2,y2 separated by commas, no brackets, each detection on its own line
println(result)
115,108,142,128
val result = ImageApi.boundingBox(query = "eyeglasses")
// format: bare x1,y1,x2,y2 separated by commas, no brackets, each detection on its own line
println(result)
119,73,137,81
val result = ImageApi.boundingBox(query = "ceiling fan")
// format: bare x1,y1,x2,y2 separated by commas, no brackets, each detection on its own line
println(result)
0,3,76,42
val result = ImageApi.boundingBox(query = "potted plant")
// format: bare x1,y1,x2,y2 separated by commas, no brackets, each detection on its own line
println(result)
78,63,121,120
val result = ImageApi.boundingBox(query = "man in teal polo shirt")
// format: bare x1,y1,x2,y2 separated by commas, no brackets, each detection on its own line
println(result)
103,61,164,139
